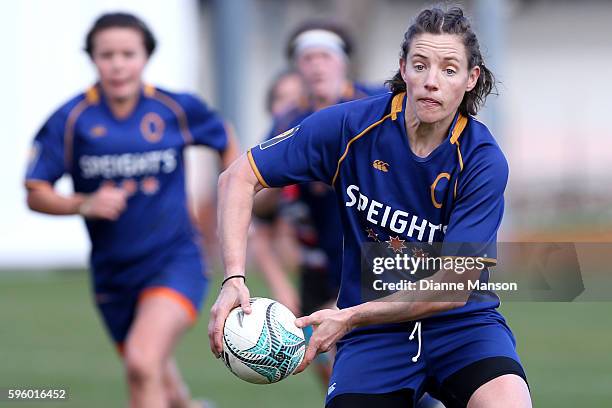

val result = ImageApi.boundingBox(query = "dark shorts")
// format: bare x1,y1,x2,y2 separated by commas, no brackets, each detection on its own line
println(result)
93,244,208,346
326,309,527,407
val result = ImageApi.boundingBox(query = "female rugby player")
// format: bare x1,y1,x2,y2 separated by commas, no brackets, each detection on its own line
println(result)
209,6,530,408
25,13,237,408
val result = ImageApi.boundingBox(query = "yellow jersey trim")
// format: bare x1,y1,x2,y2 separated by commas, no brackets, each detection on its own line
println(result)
332,93,405,185
450,115,468,144
85,86,99,104
247,149,270,188
144,83,156,97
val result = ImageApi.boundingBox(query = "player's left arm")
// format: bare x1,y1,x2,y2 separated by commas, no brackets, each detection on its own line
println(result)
295,145,509,373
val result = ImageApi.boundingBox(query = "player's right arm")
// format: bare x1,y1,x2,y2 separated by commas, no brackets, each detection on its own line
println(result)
25,108,127,220
208,107,345,357
208,154,262,356
26,180,127,220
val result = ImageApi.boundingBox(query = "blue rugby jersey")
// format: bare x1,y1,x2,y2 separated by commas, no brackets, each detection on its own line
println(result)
249,92,508,316
267,81,387,290
26,84,228,272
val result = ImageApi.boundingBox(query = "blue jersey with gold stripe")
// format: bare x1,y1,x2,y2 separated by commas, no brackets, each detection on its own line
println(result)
249,92,508,315
26,84,228,273
267,82,388,293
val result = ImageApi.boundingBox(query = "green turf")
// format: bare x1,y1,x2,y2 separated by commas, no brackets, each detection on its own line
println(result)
0,270,610,407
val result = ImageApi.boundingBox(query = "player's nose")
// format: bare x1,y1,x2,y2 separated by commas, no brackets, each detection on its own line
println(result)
424,70,440,92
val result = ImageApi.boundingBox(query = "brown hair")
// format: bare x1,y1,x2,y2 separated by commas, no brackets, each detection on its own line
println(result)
85,12,156,58
386,6,496,116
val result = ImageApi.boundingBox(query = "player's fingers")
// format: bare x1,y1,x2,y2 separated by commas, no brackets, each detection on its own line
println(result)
212,322,224,357
208,305,223,356
95,207,118,221
294,316,311,328
295,310,322,328
113,197,127,213
239,288,251,314
293,342,318,374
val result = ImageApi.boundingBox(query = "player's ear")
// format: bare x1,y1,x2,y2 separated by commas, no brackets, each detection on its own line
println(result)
466,65,480,92
399,58,408,83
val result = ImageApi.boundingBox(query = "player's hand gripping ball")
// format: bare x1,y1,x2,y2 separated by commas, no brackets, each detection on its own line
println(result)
222,297,305,384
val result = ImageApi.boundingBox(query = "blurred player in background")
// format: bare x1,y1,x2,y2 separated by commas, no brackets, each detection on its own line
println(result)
25,13,237,408
250,20,386,388
266,69,306,117
210,6,531,407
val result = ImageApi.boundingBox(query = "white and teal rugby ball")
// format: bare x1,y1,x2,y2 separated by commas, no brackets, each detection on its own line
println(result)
222,297,305,384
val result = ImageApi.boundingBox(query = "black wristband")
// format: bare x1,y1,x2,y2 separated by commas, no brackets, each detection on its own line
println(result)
221,274,246,287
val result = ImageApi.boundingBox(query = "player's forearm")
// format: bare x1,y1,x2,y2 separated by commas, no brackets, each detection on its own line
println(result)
345,299,462,329
345,265,482,328
25,182,86,215
217,155,262,277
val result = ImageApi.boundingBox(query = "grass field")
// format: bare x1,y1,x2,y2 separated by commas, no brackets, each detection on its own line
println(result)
0,269,610,407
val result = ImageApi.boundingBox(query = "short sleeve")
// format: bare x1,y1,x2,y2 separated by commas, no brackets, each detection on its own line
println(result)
248,105,345,188
442,146,508,264
25,111,66,184
182,94,228,152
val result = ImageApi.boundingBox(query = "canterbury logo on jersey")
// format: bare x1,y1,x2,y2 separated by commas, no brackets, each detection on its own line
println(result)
259,126,300,150
345,184,447,244
372,160,389,172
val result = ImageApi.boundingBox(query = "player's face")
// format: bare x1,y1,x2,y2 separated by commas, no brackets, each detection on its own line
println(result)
91,28,149,102
296,47,347,103
271,74,305,116
400,33,480,124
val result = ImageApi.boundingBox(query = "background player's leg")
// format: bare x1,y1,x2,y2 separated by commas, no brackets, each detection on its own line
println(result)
467,374,531,408
123,294,192,408
163,358,194,408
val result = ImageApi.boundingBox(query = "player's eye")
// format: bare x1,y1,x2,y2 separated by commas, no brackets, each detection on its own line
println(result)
414,64,425,72
445,68,457,76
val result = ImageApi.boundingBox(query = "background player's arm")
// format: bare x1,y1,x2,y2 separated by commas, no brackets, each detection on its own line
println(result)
26,181,85,215
25,107,127,221
26,180,127,220
219,123,240,170
208,153,264,356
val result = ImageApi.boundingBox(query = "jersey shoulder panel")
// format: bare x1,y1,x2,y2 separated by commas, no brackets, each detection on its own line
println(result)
460,117,507,166
268,107,311,139
333,92,396,140
146,86,205,114
49,92,90,125
352,81,389,98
